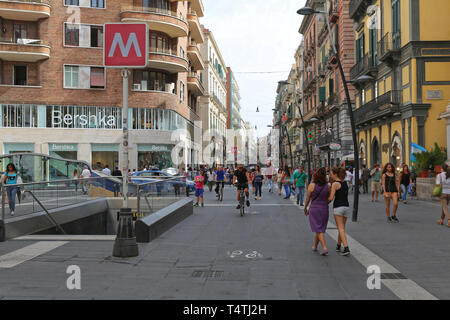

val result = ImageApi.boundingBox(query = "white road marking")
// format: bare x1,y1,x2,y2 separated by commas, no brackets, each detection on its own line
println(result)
15,235,116,241
287,196,438,299
0,241,68,268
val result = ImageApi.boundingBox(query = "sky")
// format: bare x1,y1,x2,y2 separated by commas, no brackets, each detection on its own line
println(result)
201,0,306,137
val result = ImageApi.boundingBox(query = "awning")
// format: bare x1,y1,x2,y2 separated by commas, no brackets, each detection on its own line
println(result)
342,154,354,161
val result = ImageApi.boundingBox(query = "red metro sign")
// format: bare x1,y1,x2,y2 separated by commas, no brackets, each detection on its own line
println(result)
104,23,148,68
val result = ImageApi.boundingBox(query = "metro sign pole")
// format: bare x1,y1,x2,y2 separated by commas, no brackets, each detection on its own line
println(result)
104,23,148,257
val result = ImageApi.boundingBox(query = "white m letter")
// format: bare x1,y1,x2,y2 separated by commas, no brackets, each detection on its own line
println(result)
108,33,142,58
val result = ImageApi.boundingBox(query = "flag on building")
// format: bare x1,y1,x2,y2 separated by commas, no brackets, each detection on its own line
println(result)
411,142,427,163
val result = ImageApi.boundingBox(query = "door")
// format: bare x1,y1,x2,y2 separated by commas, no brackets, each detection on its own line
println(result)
14,24,27,42
14,65,27,86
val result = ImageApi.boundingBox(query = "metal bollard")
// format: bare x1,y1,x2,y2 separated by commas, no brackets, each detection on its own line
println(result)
112,208,139,257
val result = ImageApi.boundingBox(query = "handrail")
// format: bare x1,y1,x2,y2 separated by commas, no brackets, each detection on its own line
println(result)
120,5,187,22
23,190,66,235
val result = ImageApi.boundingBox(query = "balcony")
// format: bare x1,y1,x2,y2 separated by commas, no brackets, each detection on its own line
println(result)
0,38,50,62
148,47,188,73
349,0,373,21
350,54,377,81
212,92,226,112
328,44,339,65
187,42,204,71
327,95,337,107
187,10,204,44
302,71,317,91
378,32,401,65
354,90,402,125
120,5,188,38
187,72,205,96
329,0,339,23
318,63,326,78
188,0,204,17
318,133,339,148
0,0,51,21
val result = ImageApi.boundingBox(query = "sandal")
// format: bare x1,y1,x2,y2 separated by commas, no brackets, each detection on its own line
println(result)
438,219,444,225
446,222,450,228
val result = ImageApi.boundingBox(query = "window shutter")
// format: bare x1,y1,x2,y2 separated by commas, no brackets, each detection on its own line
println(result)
90,67,105,87
319,87,326,102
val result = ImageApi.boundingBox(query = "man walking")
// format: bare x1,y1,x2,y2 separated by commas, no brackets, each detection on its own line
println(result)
293,166,308,206
361,164,371,194
370,164,382,202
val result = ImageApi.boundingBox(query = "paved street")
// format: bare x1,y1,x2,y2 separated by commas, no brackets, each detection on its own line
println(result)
0,185,448,300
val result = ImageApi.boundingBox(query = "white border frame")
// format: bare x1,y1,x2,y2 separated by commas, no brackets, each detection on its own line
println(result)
103,23,149,69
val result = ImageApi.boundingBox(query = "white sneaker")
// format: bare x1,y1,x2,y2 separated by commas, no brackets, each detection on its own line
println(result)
10,211,14,216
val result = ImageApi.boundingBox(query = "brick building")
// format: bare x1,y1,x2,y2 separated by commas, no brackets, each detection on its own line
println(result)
0,0,205,171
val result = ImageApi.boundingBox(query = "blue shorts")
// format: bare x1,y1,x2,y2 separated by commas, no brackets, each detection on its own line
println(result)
195,189,204,197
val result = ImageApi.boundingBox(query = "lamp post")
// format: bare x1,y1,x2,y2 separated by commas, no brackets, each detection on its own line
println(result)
279,80,313,183
297,3,360,221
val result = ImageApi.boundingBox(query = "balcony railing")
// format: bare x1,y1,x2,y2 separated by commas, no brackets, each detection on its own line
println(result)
349,0,369,20
329,0,339,23
354,90,402,125
318,133,338,147
0,77,40,87
0,38,49,46
3,0,51,3
149,46,182,58
350,53,378,80
378,32,401,62
328,44,339,64
327,95,337,106
121,5,186,22
212,92,226,112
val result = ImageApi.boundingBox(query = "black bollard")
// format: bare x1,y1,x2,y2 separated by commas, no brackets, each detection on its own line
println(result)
113,208,139,257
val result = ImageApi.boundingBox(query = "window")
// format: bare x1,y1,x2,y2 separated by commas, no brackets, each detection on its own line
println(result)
369,27,378,66
90,67,105,89
1,104,38,128
65,24,80,46
64,66,79,88
64,65,105,89
14,66,27,86
65,0,79,5
180,81,184,101
13,24,27,43
91,0,104,8
355,34,365,63
90,26,103,47
392,0,401,49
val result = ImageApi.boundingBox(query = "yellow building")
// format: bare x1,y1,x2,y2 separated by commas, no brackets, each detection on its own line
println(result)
350,0,450,170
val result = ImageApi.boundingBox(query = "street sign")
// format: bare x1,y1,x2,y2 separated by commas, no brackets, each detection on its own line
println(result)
330,143,341,151
104,23,148,68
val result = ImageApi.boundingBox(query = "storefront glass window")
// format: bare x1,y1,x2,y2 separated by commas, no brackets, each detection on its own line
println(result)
0,104,38,128
138,145,174,170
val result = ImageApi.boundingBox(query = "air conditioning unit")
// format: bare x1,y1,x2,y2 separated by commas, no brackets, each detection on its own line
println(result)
133,84,141,91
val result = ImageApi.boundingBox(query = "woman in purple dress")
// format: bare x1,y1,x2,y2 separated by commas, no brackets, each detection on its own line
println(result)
304,167,330,256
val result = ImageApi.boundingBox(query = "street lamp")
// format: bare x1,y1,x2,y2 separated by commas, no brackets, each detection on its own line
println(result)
278,80,313,183
298,3,360,222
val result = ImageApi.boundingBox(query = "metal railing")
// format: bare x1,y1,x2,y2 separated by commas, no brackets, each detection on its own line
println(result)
349,0,366,19
378,32,401,61
0,38,50,47
121,5,187,22
1,175,190,221
1,0,51,4
354,90,402,125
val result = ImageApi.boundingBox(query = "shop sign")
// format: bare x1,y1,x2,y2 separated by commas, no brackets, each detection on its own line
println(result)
139,145,171,152
330,143,341,151
52,110,117,127
50,144,77,152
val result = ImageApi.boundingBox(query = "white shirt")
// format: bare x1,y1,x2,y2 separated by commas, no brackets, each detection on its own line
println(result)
81,169,91,179
102,168,111,175
345,171,353,182
436,172,450,195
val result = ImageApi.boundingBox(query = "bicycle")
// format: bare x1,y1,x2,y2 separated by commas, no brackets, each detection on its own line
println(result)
235,184,246,217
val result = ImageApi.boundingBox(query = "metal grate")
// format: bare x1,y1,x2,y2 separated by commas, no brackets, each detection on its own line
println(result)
192,270,224,278
381,273,408,280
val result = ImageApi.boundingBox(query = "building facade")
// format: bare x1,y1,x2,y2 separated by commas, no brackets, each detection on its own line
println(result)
0,0,205,171
199,28,227,166
299,0,355,169
350,0,450,169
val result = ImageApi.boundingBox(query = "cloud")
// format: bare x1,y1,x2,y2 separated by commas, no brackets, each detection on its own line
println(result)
201,0,306,136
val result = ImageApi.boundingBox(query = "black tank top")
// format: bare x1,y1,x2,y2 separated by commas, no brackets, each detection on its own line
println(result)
400,173,410,186
385,174,398,192
334,181,350,208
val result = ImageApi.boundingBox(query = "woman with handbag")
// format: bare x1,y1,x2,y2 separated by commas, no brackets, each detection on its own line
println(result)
3,163,20,216
399,164,413,204
436,163,450,227
304,167,330,256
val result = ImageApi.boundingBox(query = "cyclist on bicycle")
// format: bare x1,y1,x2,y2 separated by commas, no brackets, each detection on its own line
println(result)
234,163,251,210
215,165,227,197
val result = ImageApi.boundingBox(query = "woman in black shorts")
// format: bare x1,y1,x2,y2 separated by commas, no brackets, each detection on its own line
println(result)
382,163,400,223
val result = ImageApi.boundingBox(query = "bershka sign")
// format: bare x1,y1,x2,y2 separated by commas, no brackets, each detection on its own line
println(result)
52,110,117,127
104,23,148,68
